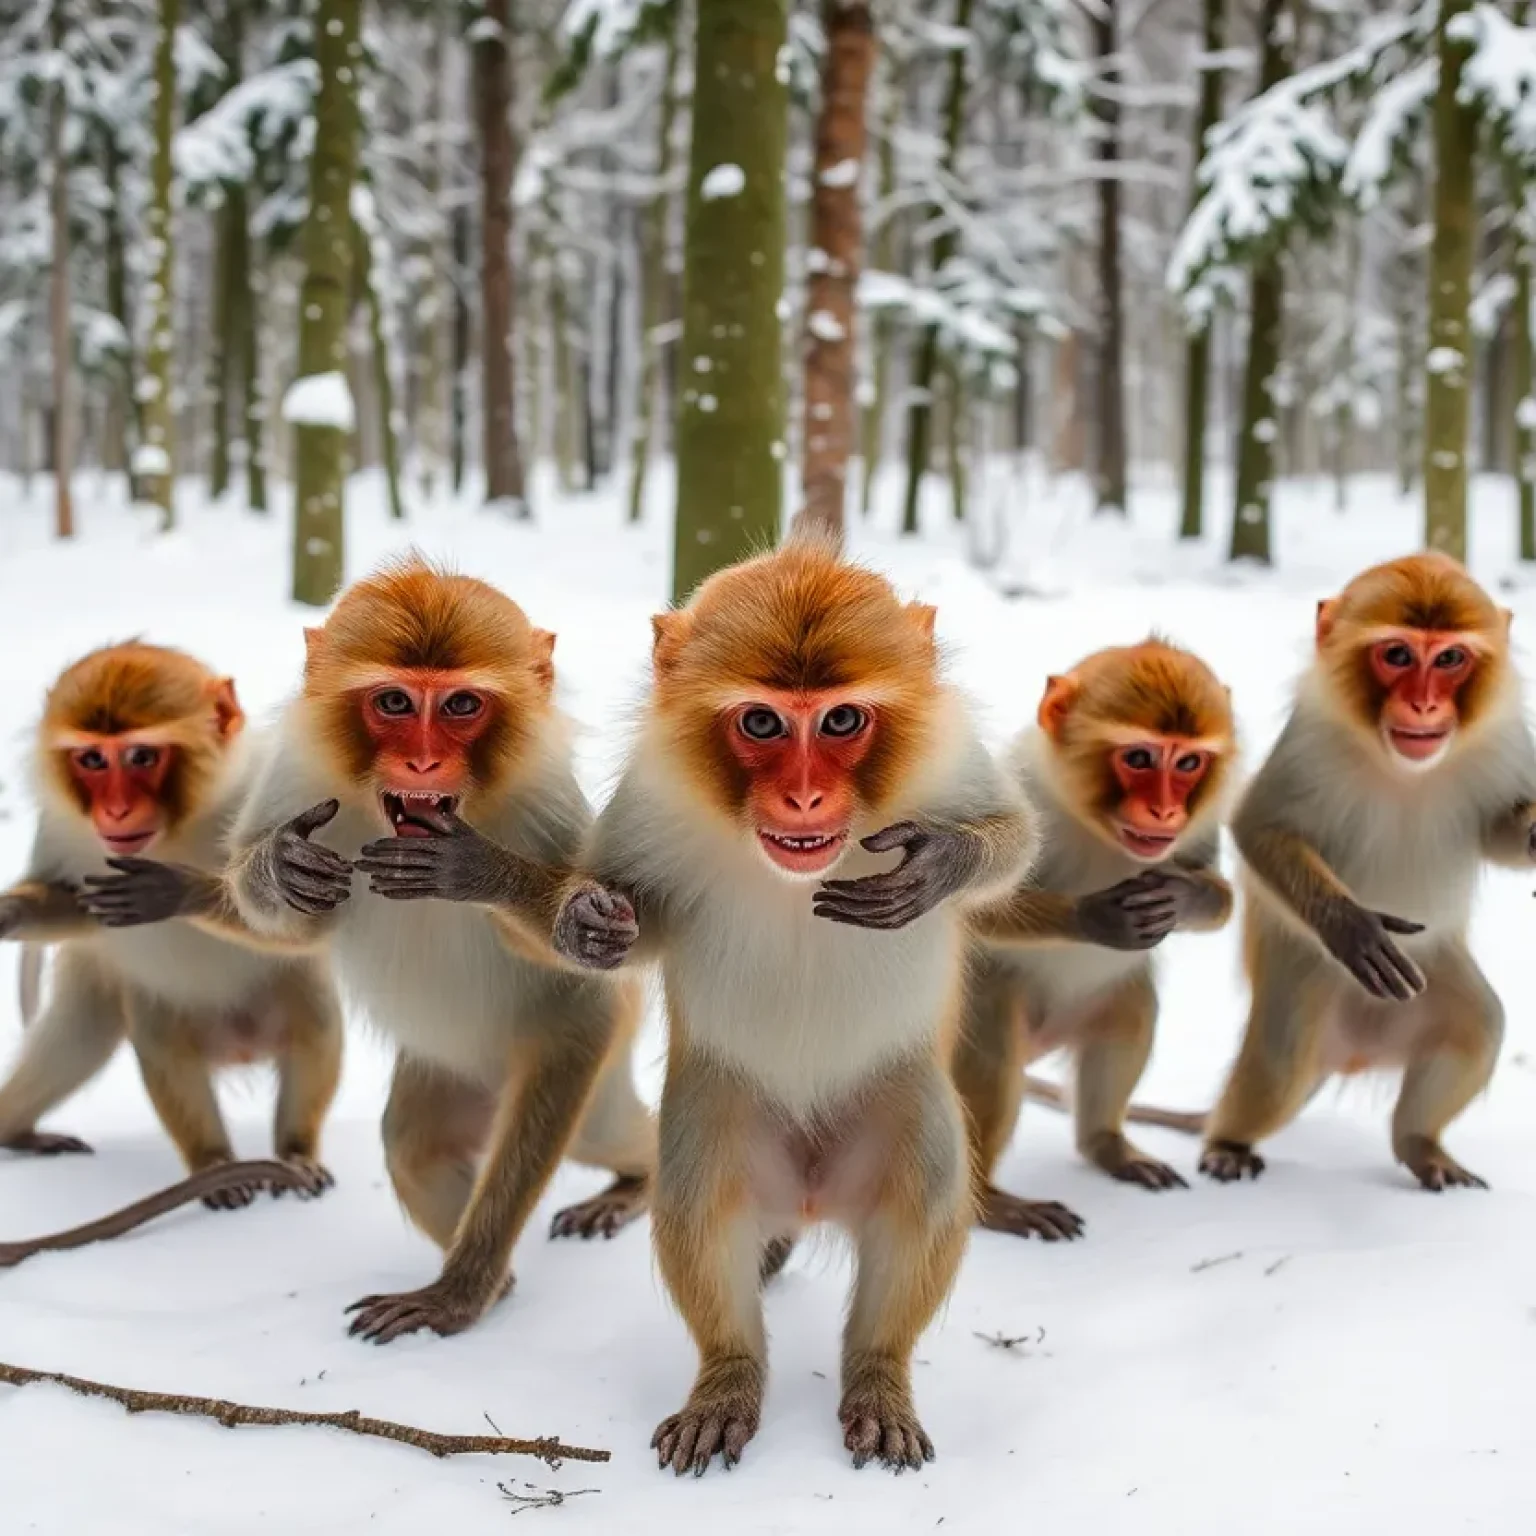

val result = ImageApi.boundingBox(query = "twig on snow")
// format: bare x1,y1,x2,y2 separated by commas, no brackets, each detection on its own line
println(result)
500,1483,601,1516
0,1363,610,1465
1190,1251,1243,1274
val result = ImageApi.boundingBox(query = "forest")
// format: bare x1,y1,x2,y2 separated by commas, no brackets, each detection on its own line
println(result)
2,0,1533,604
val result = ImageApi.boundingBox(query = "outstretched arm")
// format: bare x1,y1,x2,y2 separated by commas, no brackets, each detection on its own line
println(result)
0,880,94,945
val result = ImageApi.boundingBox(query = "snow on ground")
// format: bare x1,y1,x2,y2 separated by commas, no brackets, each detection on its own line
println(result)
3,461,1536,1534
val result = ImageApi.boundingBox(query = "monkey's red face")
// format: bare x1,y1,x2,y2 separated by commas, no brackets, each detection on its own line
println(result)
1109,738,1210,860
67,737,175,855
724,691,876,878
1368,631,1476,765
361,672,498,836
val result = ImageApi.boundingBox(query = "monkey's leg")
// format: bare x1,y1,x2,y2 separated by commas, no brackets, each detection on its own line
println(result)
350,1027,611,1343
841,1060,970,1471
1201,930,1332,1182
128,1000,254,1209
952,963,1083,1240
650,1052,767,1476
1392,945,1501,1192
269,975,344,1199
0,951,123,1156
550,980,656,1240
1075,970,1186,1191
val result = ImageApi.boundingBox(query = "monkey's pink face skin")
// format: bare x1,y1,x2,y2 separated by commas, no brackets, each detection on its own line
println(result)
68,739,174,855
1109,738,1209,861
361,674,494,836
1369,632,1476,766
722,691,877,879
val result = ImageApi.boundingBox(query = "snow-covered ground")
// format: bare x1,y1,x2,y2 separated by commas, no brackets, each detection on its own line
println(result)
3,462,1535,1535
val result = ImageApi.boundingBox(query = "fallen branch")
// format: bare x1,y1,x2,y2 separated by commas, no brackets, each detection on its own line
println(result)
0,1160,311,1268
1190,1250,1243,1274
0,1363,610,1465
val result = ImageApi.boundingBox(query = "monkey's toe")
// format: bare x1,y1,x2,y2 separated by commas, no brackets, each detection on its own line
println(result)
842,1403,935,1472
345,1281,490,1343
272,1157,335,1199
652,1402,759,1476
202,1181,262,1211
2,1130,94,1157
977,1187,1085,1241
1199,1141,1264,1182
549,1173,649,1240
1113,1156,1188,1191
1402,1141,1488,1192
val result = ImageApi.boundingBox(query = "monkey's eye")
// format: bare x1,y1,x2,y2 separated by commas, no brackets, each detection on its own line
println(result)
1434,646,1468,669
1381,643,1414,669
1174,752,1205,775
441,691,484,719
124,745,161,770
1122,747,1156,772
75,748,108,772
820,705,867,739
739,707,786,742
373,689,415,717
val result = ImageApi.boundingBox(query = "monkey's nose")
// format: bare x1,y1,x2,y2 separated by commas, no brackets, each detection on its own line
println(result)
406,758,443,775
785,789,823,812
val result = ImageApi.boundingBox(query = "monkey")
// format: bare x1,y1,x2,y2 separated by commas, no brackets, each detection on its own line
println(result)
0,643,342,1206
120,559,658,1341
552,538,1039,1476
952,640,1237,1241
1199,553,1535,1191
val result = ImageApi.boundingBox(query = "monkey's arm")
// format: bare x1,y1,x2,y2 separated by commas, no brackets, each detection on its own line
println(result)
1480,802,1536,870
0,880,94,944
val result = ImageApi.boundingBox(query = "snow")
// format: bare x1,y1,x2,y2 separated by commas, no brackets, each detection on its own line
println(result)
1452,4,1536,170
1341,58,1436,212
1518,396,1536,431
819,157,860,189
281,372,357,432
129,445,170,476
1426,346,1464,377
807,308,846,343
700,163,746,201
6,465,1536,1530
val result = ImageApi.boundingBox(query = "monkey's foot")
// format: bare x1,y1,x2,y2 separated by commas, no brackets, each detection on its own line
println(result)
1090,1134,1188,1190
2,1130,93,1157
346,1274,502,1344
549,1173,649,1240
1399,1137,1488,1192
270,1156,335,1200
195,1159,266,1210
840,1385,935,1472
977,1185,1085,1241
1199,1140,1265,1183
652,1359,763,1476
760,1234,796,1284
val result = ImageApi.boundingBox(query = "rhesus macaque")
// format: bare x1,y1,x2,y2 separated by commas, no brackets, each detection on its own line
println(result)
1200,553,1534,1190
146,560,655,1341
954,640,1236,1240
0,643,342,1205
556,540,1038,1475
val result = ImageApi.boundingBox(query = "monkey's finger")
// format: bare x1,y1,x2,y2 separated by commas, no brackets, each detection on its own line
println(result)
1120,888,1179,911
283,867,353,901
290,800,342,839
860,821,922,856
282,888,348,916
413,807,474,839
1377,912,1427,935
355,841,443,868
1350,953,1396,1000
102,856,164,875
1370,946,1423,1001
1380,943,1427,995
281,841,354,879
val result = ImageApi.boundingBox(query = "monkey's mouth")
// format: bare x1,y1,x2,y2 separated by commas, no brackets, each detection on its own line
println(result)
757,828,848,876
381,791,458,838
100,830,157,856
1387,727,1451,763
1116,825,1178,860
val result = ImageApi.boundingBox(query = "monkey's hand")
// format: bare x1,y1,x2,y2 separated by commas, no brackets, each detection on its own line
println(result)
80,858,210,928
1320,900,1426,1001
552,883,639,970
269,800,353,916
1074,874,1180,950
355,809,534,906
346,1274,504,1345
813,821,981,931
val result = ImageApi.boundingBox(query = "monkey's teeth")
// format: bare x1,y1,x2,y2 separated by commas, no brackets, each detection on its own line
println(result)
766,834,836,850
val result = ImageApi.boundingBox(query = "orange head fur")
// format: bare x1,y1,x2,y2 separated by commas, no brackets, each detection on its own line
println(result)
1312,553,1512,770
301,557,558,830
1037,638,1234,861
41,641,245,853
649,540,942,878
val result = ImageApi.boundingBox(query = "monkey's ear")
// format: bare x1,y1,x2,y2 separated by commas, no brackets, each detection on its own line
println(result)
530,628,557,691
302,626,325,673
1037,673,1080,738
209,677,246,740
651,611,692,676
905,602,938,642
1314,598,1339,647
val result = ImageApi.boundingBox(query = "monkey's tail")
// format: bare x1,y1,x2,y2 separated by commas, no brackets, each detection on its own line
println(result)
17,944,46,1028
1020,1074,1207,1136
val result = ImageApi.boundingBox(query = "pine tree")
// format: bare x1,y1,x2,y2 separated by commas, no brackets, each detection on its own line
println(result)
47,0,72,540
289,0,362,608
671,0,789,604
138,0,178,528
1092,0,1126,515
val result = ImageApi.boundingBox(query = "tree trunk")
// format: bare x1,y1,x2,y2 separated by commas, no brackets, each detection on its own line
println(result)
859,48,901,518
1228,0,1290,566
475,0,528,515
290,0,361,608
551,266,580,492
209,195,238,501
794,0,874,547
1179,0,1225,539
1395,253,1418,498
452,204,470,495
49,6,73,541
1093,0,1127,515
627,11,682,524
945,362,967,522
1423,0,1477,561
103,132,141,505
354,216,406,521
899,0,974,537
235,185,267,512
1514,219,1535,560
671,0,789,604
139,0,179,528
417,13,450,502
